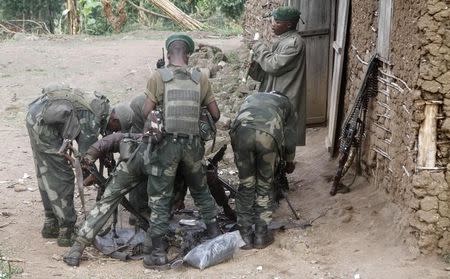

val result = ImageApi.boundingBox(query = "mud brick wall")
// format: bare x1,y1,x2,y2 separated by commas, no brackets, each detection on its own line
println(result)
243,0,450,254
344,0,450,255
411,0,450,255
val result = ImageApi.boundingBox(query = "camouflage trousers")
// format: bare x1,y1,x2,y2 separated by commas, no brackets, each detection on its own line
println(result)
147,135,217,237
26,113,77,228
230,126,278,228
76,143,150,244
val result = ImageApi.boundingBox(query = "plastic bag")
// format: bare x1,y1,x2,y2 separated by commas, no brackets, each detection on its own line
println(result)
183,230,245,270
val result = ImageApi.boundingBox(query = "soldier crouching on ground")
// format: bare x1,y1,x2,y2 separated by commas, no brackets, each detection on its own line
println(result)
229,91,296,249
141,33,221,269
25,84,133,247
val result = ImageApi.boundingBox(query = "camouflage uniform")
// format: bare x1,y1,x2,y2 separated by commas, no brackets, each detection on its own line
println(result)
145,65,217,237
76,136,148,244
25,85,110,235
128,95,150,215
229,92,295,229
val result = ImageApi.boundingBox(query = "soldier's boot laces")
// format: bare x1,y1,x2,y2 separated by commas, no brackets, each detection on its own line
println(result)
254,224,274,249
41,218,59,238
57,226,75,247
238,226,254,250
143,236,169,270
63,241,86,267
206,222,221,239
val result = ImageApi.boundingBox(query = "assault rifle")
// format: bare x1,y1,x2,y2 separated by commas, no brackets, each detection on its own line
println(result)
57,140,87,219
330,55,380,196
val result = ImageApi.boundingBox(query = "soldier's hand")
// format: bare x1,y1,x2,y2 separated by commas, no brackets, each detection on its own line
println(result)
285,161,295,174
83,174,96,186
156,58,165,69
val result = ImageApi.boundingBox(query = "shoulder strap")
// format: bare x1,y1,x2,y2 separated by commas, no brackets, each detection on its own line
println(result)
190,68,202,84
157,68,173,82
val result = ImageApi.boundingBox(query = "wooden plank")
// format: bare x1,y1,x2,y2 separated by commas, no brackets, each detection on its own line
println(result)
377,0,393,60
305,35,329,124
417,104,438,167
325,0,350,153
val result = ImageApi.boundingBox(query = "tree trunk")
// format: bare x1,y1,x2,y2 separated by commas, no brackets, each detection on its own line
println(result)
145,0,204,30
66,0,79,35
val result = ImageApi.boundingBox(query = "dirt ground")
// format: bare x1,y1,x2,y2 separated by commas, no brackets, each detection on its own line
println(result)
0,31,449,279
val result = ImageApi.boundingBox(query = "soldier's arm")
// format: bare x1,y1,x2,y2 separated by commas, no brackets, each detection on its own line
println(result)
143,72,160,120
252,37,304,76
201,73,220,121
84,133,142,163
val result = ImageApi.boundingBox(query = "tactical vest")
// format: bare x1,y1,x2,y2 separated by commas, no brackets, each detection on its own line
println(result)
43,85,110,125
158,67,202,136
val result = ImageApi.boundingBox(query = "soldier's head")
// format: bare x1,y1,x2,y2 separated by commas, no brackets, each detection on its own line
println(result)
107,103,133,133
271,6,300,35
165,33,195,66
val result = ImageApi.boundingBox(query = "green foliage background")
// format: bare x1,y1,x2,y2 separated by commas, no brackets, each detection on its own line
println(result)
0,0,245,35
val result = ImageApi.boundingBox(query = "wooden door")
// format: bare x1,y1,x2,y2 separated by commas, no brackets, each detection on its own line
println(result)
290,0,332,125
326,0,350,152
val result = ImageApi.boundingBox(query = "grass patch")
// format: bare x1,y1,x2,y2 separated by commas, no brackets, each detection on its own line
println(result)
0,252,23,279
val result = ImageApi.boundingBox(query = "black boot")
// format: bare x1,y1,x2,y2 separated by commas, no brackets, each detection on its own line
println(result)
254,224,274,249
238,226,254,250
41,218,59,238
142,232,152,255
143,236,168,270
206,222,221,239
57,226,75,247
63,241,86,267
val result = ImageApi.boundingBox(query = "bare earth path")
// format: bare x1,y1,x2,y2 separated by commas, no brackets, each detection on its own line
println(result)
0,31,449,279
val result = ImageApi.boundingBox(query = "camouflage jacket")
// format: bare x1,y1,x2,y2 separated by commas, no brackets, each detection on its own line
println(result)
231,92,296,162
27,85,110,153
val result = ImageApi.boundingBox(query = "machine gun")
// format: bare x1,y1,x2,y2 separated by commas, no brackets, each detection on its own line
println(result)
330,55,380,196
206,145,237,221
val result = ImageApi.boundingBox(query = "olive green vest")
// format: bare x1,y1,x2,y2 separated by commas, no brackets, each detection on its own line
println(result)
158,67,202,136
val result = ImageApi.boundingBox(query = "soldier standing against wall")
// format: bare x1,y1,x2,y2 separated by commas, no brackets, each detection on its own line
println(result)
25,85,132,247
141,33,221,269
248,6,307,146
230,91,296,249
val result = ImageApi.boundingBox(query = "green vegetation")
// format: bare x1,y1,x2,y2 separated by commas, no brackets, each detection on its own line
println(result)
0,0,245,36
0,252,23,279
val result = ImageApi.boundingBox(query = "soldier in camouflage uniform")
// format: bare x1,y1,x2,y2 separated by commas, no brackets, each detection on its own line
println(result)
63,132,149,266
229,91,296,249
26,84,132,247
141,33,221,269
127,95,152,222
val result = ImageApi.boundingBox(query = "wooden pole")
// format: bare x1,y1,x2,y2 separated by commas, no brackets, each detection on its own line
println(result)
417,103,438,167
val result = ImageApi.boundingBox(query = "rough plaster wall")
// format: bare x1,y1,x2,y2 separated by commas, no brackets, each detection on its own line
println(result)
411,0,450,255
343,0,426,253
344,0,449,254
242,0,285,43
